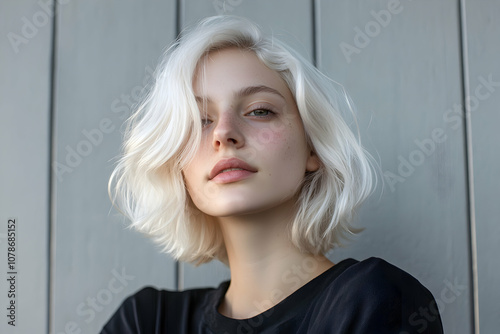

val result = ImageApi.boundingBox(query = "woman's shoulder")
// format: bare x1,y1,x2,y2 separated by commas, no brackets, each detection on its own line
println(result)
312,257,443,333
339,257,426,287
330,257,436,305
126,285,163,303
100,285,219,334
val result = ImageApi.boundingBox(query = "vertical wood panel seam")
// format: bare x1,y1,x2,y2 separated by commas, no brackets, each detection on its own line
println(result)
175,0,183,292
458,0,480,333
48,0,59,333
175,0,182,42
311,0,318,67
313,0,322,68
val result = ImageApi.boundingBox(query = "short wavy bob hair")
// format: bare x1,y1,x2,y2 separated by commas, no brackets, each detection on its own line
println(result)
109,15,374,266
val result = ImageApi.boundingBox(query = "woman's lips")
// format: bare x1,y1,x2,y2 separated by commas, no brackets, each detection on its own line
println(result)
209,157,258,182
211,168,256,184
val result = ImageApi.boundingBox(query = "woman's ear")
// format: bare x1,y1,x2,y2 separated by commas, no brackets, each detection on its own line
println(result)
306,150,321,172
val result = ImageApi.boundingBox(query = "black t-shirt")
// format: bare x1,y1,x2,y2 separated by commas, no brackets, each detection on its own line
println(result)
101,257,443,333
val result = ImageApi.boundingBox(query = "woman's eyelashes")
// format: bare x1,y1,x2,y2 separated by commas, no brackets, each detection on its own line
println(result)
200,107,276,128
201,118,212,127
246,108,275,118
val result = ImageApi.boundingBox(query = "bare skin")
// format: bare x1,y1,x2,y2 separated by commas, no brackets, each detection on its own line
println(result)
182,47,334,319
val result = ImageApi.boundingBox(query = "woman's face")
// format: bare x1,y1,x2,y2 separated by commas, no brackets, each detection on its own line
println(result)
182,47,319,217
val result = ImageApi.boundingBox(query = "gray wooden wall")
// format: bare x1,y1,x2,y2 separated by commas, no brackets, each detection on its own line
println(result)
1,1,498,333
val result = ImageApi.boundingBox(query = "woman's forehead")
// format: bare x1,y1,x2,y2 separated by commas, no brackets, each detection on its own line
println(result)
192,47,292,101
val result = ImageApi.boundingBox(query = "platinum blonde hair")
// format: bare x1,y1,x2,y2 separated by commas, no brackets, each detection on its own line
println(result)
109,15,374,266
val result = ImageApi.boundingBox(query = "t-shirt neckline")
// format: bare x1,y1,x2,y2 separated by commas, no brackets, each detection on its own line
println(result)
203,258,358,332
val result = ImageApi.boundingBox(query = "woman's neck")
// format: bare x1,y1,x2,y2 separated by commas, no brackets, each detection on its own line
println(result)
215,203,334,319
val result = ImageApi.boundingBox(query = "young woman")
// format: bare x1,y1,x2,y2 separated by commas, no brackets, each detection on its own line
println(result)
102,15,443,334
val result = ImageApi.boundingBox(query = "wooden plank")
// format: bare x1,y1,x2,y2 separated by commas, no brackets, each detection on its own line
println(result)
181,0,313,62
180,0,313,290
0,1,52,333
317,1,472,333
0,1,52,332
464,1,500,332
51,1,177,333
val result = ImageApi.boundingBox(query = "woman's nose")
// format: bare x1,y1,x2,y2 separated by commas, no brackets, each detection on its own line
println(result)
212,111,244,150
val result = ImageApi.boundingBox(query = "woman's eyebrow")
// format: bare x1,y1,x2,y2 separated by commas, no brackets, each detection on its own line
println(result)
236,85,285,100
195,85,285,103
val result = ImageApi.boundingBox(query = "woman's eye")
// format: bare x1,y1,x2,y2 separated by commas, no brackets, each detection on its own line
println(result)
201,118,212,127
248,109,273,117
